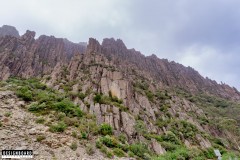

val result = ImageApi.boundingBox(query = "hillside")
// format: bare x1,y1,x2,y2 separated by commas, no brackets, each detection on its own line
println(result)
0,25,239,160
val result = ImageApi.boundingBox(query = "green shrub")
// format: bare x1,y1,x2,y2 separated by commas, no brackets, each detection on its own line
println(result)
118,133,127,144
134,81,149,91
99,146,113,158
64,117,79,127
106,151,114,158
143,153,152,160
35,91,52,103
222,152,240,160
54,99,83,117
46,76,51,80
78,93,86,100
0,121,2,127
110,95,123,104
160,142,177,151
134,120,147,136
94,94,102,103
155,147,206,160
202,148,215,159
56,112,66,120
149,134,163,142
86,144,95,155
128,151,134,157
96,138,103,148
49,122,67,132
101,135,119,148
162,131,181,145
100,123,113,135
4,112,11,117
156,118,170,128
36,135,46,142
94,93,125,111
35,117,45,124
129,143,149,158
81,132,88,139
16,86,33,101
28,103,47,112
113,148,125,157
155,90,171,100
170,120,198,141
70,142,78,151
145,90,154,102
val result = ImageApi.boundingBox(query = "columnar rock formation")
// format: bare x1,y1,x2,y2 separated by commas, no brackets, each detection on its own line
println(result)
0,26,240,157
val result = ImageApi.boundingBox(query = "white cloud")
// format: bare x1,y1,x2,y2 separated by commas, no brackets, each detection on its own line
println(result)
0,0,131,40
178,45,240,89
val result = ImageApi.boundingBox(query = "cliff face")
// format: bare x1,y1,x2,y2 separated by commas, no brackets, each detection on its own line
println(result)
0,26,240,159
0,31,239,100
101,38,240,100
0,29,86,80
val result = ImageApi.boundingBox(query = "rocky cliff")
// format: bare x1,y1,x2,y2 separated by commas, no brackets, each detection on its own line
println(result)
0,26,239,159
0,29,86,80
0,25,20,38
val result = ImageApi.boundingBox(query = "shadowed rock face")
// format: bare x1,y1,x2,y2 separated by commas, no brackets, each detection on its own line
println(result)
0,25,20,38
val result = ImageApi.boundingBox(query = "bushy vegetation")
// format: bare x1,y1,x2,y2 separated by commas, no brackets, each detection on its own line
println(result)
96,133,153,159
86,144,95,155
93,93,127,111
100,135,119,148
170,120,198,142
134,120,148,136
16,86,33,101
222,152,240,160
4,112,11,117
154,147,204,160
5,78,239,159
35,117,45,124
113,148,125,157
162,131,181,145
155,90,171,100
10,78,83,118
49,121,67,132
129,143,151,159
99,123,113,136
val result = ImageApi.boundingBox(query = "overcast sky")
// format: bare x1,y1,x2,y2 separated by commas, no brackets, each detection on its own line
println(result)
0,0,239,90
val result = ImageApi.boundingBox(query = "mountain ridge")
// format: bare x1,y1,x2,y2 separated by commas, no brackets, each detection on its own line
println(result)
0,25,239,101
0,25,239,159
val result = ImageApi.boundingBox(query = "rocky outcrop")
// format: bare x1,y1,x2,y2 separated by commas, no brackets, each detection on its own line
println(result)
0,89,124,160
151,139,166,155
101,38,240,100
0,29,86,80
0,25,20,38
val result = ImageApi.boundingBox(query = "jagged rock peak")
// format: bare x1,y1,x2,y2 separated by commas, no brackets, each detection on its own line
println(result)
102,38,127,50
87,38,101,53
0,25,20,38
21,30,36,41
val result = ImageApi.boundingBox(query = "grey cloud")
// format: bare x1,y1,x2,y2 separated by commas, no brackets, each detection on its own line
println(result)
0,0,239,89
